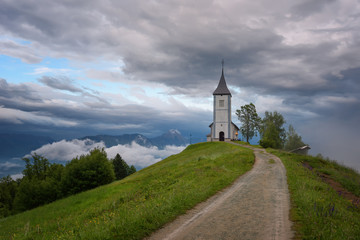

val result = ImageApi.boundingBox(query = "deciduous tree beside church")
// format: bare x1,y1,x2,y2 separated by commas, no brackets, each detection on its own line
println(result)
236,103,261,143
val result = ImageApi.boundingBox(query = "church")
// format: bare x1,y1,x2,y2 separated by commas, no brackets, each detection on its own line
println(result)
207,63,239,142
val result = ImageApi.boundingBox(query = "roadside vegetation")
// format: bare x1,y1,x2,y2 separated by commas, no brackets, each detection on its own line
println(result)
269,149,360,239
0,142,254,239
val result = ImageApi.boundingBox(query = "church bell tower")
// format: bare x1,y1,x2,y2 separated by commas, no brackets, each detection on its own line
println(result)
207,60,239,142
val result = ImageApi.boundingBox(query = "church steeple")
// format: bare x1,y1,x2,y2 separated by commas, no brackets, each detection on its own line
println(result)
207,59,239,142
213,60,231,96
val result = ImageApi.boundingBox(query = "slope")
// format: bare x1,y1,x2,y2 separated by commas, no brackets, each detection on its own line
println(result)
0,142,254,240
269,149,360,239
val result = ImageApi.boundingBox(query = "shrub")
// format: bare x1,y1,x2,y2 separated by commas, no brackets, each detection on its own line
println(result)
62,148,115,195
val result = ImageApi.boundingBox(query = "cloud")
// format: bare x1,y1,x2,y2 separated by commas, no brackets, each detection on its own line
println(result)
105,142,186,168
38,76,83,93
0,161,21,171
11,173,24,180
301,118,360,172
0,106,78,126
29,139,105,161
28,139,186,168
0,40,41,63
30,67,73,75
0,78,210,137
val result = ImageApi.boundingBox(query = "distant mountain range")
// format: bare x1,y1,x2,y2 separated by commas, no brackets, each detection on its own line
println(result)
0,130,188,160
81,129,188,149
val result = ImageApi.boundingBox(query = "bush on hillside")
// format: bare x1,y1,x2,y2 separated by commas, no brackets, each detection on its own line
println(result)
62,148,115,195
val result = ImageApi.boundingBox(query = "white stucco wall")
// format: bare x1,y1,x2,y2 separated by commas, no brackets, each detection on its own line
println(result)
213,95,231,139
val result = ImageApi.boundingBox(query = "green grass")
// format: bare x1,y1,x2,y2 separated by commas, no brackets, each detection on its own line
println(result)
0,142,254,240
268,149,360,239
231,140,262,148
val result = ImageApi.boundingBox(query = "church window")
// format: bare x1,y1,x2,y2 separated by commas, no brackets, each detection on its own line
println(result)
219,100,224,107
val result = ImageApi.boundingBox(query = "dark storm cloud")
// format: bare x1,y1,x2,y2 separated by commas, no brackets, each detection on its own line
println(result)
0,78,42,102
291,0,336,19
1,0,357,98
38,76,109,104
0,78,210,138
38,76,83,93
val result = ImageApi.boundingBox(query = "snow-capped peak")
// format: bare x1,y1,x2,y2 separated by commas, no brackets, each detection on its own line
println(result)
169,129,181,135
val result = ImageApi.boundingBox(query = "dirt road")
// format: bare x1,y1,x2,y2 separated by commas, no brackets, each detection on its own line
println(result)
146,143,293,240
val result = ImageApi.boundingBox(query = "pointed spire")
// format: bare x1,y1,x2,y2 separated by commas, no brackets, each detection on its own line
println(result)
213,60,231,96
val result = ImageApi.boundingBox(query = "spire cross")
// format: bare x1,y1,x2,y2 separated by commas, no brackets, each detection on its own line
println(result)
221,59,224,70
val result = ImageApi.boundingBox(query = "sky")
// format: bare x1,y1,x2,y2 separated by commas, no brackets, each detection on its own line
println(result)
0,0,359,171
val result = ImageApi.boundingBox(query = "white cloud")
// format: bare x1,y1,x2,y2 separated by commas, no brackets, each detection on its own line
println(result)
105,142,186,168
30,67,73,75
11,173,24,180
30,139,105,161
0,161,21,170
28,139,186,168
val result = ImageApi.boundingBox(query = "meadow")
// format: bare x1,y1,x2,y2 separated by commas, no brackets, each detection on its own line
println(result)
0,142,254,239
269,149,360,239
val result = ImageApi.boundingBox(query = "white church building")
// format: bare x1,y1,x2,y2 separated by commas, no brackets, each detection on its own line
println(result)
207,64,239,142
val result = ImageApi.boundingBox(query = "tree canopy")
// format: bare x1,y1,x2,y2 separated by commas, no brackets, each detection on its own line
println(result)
259,111,286,149
236,103,261,143
284,125,306,151
62,148,115,195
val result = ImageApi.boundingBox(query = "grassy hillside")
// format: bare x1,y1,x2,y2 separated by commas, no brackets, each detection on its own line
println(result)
269,149,360,239
0,142,254,240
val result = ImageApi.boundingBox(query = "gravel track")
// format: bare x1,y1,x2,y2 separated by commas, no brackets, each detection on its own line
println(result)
146,143,293,240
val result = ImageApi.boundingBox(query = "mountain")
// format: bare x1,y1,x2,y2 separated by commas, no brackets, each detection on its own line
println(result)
81,129,188,149
151,129,188,148
81,134,153,148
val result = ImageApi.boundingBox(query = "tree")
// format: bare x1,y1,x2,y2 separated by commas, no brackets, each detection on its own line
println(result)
236,103,261,143
259,111,286,149
22,153,50,180
112,154,137,180
0,176,18,218
129,165,137,175
62,148,115,195
13,154,64,212
283,125,306,151
112,154,129,180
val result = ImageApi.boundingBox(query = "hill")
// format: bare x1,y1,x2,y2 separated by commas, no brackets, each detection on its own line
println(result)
2,143,360,239
268,148,360,239
0,142,254,239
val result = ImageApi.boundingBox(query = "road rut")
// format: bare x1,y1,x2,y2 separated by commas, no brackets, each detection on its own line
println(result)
146,143,293,240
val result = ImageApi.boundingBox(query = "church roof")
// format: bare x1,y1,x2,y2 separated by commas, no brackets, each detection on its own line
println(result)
213,68,231,96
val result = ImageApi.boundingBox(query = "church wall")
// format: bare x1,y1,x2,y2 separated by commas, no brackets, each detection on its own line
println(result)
230,123,239,140
213,95,231,139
